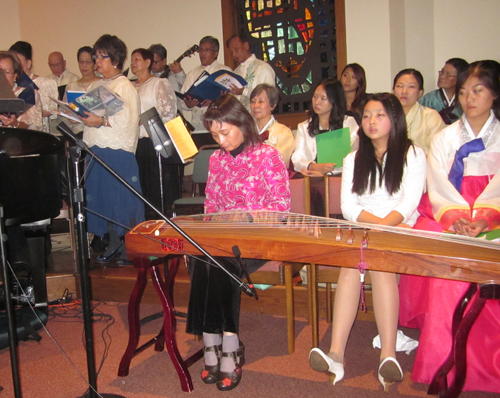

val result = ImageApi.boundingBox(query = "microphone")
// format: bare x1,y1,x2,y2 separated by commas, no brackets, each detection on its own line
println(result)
232,245,258,300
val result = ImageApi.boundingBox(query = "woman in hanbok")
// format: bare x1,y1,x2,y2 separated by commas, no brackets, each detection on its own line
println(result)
420,58,469,125
250,84,295,167
399,60,500,394
393,68,446,154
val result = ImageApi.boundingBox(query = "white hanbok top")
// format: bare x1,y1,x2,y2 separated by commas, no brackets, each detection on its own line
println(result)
427,111,500,229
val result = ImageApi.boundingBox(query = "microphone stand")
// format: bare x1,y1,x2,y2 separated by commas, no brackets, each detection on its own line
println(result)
66,143,124,398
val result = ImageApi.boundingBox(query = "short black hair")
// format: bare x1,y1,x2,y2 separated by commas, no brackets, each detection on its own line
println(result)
132,48,154,72
203,94,261,149
200,36,220,53
77,46,94,61
148,44,167,60
93,34,127,70
445,58,469,76
9,41,32,61
226,33,249,49
393,68,424,91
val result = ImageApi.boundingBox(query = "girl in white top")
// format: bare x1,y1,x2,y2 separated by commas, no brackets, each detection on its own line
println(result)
292,78,358,174
309,93,426,391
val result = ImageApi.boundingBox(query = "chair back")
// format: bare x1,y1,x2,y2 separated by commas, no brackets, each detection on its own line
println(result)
289,176,312,215
324,175,342,217
192,145,218,185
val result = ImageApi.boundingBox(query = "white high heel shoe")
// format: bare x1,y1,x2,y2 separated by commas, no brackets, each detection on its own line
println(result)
309,348,344,385
378,357,403,392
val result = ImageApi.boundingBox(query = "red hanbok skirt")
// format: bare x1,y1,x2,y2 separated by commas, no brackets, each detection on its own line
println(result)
399,176,500,393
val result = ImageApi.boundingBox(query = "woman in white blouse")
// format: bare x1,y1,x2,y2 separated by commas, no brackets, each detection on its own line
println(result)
250,84,295,167
130,48,178,218
63,46,101,135
80,34,144,265
291,78,358,174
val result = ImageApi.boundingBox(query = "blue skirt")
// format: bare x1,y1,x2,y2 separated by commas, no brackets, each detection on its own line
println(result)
85,146,144,237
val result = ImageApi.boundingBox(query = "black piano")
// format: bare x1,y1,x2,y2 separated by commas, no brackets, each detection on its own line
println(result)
0,127,62,313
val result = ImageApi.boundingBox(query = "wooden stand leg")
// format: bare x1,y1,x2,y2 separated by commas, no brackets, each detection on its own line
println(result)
150,256,195,392
118,255,202,393
308,263,319,347
284,263,295,354
118,257,151,377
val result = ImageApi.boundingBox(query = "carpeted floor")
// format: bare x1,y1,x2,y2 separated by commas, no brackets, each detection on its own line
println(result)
0,301,497,398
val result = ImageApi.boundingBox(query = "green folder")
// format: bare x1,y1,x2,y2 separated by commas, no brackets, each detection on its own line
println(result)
315,127,351,167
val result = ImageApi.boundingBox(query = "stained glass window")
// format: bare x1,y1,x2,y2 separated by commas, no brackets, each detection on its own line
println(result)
237,0,339,114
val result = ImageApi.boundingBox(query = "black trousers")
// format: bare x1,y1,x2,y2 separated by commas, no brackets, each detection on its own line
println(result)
135,138,184,219
186,256,265,336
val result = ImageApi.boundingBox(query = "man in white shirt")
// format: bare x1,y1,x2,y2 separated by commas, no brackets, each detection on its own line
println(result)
179,36,231,147
226,34,276,111
148,44,185,92
46,51,78,99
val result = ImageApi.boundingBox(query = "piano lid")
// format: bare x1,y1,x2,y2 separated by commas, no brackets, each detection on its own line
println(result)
0,127,61,156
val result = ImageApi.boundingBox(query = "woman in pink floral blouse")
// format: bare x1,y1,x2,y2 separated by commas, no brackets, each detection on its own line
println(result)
186,94,290,391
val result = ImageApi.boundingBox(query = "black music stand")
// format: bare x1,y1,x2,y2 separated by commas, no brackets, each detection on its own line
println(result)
140,107,182,213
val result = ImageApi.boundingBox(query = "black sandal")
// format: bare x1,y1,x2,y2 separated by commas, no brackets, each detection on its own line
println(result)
201,344,222,384
216,342,245,391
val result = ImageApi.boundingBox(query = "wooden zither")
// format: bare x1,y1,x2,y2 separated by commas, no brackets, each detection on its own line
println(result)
120,211,500,395
126,211,500,284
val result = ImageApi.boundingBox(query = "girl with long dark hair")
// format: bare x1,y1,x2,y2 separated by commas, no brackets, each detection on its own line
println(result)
309,93,426,391
340,63,367,123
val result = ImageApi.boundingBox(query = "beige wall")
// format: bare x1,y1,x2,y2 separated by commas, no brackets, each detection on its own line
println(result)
15,0,224,77
7,0,500,94
1,0,21,50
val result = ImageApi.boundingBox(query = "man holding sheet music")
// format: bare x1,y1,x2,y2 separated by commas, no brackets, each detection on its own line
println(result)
179,36,231,148
227,34,276,111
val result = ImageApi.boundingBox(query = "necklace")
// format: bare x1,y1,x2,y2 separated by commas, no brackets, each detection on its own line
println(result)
103,72,122,82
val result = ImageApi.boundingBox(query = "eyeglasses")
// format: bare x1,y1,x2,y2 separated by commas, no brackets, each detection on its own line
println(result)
92,54,110,61
199,48,216,53
152,58,165,65
438,70,457,78
79,60,94,65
